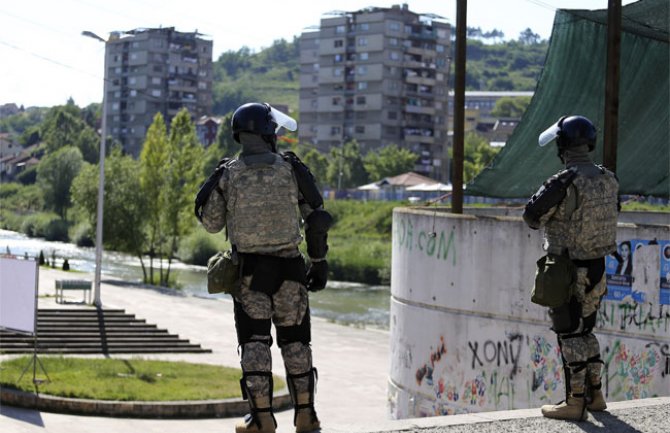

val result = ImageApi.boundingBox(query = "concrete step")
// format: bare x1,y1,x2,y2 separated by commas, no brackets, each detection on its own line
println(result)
0,308,211,355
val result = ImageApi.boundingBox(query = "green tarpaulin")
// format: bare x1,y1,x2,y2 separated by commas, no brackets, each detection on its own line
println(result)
467,0,669,198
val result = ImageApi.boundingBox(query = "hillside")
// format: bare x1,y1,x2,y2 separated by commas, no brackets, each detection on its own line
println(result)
210,32,549,116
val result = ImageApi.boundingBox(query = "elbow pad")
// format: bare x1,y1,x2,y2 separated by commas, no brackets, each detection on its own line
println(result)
283,152,323,209
305,209,333,259
523,168,577,229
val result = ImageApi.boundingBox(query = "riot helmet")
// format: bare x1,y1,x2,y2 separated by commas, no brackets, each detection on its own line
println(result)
538,115,597,152
231,103,297,146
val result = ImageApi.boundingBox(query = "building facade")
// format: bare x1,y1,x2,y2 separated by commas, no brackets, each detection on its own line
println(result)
299,5,451,181
103,27,213,156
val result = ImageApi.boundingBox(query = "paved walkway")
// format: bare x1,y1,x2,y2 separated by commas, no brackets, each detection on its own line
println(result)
2,268,669,433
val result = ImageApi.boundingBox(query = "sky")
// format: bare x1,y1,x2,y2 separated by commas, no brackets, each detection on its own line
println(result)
1,0,639,108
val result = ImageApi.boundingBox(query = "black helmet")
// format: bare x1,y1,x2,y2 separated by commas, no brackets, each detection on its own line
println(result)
231,103,277,143
539,115,597,152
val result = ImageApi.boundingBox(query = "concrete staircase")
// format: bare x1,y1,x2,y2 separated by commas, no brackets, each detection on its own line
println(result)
0,309,211,354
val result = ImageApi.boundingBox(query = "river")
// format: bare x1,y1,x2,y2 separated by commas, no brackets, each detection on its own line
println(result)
0,230,390,329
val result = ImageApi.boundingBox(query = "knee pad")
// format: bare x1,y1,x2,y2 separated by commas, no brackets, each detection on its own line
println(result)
234,300,272,345
276,310,311,348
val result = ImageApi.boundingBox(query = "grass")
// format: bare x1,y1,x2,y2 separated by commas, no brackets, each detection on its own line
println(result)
0,356,284,401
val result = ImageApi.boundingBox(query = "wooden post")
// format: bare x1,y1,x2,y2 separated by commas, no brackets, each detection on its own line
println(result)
452,0,467,214
603,0,621,173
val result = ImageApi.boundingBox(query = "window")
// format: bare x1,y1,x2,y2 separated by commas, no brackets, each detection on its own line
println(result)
332,97,341,105
390,51,400,61
334,54,343,63
359,23,369,31
356,96,366,105
115,67,122,74
152,77,161,85
436,44,445,53
357,65,367,75
198,82,207,89
333,68,343,76
330,126,341,135
336,25,345,34
130,53,138,60
130,90,137,97
359,52,369,61
357,37,367,46
437,29,447,39
388,111,397,120
334,40,343,48
388,21,401,32
389,38,398,46
112,102,119,111
151,89,161,97
129,77,136,85
355,125,365,134
357,82,368,90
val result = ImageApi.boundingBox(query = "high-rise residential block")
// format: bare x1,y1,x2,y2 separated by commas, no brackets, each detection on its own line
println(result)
299,4,451,181
103,27,213,156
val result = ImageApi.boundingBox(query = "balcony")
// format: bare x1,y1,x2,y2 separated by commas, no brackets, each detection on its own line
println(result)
405,104,435,115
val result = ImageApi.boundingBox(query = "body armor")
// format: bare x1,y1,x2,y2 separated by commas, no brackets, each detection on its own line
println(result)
225,154,302,254
544,167,619,259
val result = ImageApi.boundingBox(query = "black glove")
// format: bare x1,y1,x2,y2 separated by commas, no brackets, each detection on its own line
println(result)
306,260,328,292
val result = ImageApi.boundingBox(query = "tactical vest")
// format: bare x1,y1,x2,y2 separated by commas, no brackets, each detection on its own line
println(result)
544,167,619,260
225,154,302,254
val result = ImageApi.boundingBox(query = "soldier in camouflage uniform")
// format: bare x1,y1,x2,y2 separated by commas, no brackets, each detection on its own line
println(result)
523,115,619,421
198,103,332,433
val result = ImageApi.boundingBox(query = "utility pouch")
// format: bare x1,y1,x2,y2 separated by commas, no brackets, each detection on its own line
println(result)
207,250,241,296
531,253,576,307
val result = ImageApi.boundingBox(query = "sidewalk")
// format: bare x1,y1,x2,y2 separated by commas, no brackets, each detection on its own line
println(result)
2,268,669,433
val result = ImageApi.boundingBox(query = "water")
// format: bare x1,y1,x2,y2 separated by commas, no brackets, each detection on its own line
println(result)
0,230,390,329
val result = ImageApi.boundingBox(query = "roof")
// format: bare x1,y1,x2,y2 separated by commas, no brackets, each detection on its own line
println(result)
357,171,441,190
467,0,669,198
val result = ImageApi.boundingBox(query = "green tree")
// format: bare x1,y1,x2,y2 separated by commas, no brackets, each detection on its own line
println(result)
457,132,502,183
160,109,204,286
491,96,532,118
71,149,146,265
363,144,418,181
139,113,169,284
40,106,99,163
301,148,329,188
326,140,368,189
37,146,84,220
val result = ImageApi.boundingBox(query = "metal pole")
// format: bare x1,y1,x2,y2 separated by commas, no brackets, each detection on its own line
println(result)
452,0,467,214
82,31,108,308
603,0,621,173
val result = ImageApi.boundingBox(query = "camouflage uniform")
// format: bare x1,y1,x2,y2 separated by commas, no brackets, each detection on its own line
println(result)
200,131,325,432
528,158,618,407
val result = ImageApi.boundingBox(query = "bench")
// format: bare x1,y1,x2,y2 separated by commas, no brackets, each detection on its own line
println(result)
55,280,92,304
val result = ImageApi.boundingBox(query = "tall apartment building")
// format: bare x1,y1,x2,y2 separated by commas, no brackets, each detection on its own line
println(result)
299,4,451,181
103,27,213,156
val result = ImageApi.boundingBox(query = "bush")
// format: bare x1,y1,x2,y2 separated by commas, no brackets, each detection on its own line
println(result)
19,212,63,239
0,209,23,231
71,222,94,247
44,219,69,242
179,229,228,266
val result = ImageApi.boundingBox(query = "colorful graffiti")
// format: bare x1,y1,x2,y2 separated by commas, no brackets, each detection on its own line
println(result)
396,216,457,265
402,332,669,417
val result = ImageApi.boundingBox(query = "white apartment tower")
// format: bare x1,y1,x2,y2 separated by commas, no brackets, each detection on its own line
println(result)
299,5,451,181
102,27,213,156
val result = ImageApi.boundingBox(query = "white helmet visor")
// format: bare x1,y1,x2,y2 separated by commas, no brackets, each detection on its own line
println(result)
268,105,297,132
538,121,560,147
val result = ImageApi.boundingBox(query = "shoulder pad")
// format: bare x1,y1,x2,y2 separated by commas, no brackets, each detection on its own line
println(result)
281,151,323,209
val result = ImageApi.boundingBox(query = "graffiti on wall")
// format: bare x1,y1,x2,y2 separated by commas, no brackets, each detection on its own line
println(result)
403,331,669,418
598,301,670,333
395,216,457,265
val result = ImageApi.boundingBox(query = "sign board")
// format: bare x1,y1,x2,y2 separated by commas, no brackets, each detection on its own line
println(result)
0,257,38,334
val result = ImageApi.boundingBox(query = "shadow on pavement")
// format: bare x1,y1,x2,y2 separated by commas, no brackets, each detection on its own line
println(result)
0,404,45,427
575,411,643,433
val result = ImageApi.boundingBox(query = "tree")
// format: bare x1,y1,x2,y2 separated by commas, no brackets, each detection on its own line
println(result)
160,109,205,286
326,140,368,189
40,106,99,163
453,132,502,183
518,28,541,45
491,96,532,118
139,112,169,284
37,146,84,220
71,148,146,262
363,144,418,181
301,148,329,188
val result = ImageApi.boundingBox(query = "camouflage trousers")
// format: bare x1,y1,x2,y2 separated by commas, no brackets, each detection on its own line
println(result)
557,267,607,394
235,275,313,400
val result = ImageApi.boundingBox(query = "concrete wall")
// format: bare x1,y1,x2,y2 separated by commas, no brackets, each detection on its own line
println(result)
389,208,670,419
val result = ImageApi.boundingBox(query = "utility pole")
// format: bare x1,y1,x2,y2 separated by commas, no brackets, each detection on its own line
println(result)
603,0,621,172
452,0,467,214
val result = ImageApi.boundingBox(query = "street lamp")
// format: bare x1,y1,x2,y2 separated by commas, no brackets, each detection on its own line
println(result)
82,30,108,308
